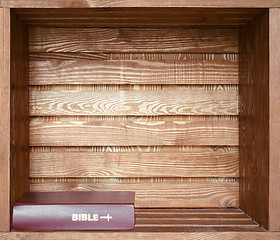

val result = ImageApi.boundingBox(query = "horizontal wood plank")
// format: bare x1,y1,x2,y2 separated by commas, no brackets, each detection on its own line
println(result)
29,60,239,85
2,0,279,8
4,232,280,240
30,151,239,178
29,28,238,53
15,8,263,27
30,120,239,146
29,53,239,61
30,89,239,116
30,182,239,208
136,218,255,225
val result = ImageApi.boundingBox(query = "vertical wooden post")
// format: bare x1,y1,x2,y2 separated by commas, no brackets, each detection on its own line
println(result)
0,8,10,232
0,9,29,232
10,10,30,224
239,10,270,230
269,8,280,232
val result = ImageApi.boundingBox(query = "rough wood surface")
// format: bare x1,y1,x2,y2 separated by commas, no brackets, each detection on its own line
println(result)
239,11,270,230
10,11,30,219
29,28,238,53
30,182,239,208
30,151,239,178
29,53,239,61
30,119,239,146
14,8,264,28
1,0,279,8
269,8,280,232
29,59,239,85
0,8,10,232
30,89,238,116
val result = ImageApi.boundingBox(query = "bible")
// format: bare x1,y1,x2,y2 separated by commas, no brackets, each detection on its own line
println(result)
12,191,135,230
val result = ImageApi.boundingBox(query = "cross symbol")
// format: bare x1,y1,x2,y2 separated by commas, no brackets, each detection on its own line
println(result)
100,214,113,221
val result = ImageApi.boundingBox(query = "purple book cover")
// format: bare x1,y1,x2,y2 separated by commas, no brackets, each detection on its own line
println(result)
12,191,135,230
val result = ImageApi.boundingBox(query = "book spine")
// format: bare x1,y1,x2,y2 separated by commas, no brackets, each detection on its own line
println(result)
13,204,134,230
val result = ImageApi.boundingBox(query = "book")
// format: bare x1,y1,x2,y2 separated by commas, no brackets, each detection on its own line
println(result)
12,191,135,230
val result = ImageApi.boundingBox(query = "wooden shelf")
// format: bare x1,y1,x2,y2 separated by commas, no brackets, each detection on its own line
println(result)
2,209,280,239
0,5,279,238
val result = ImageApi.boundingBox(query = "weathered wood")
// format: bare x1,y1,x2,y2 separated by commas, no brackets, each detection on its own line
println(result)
239,11,270,230
29,27,238,53
0,8,10,232
269,8,280,232
29,53,239,61
1,0,279,8
29,60,239,85
30,119,239,146
30,89,239,116
30,145,239,153
30,182,239,208
10,11,30,222
29,176,239,184
30,151,239,178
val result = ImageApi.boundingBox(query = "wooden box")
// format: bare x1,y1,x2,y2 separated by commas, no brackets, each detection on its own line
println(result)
0,1,279,239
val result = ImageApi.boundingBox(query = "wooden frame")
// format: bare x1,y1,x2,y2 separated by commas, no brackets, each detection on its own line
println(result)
0,1,279,239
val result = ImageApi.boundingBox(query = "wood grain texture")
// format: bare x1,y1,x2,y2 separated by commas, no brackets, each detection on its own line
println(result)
1,0,279,8
30,182,239,208
3,232,280,240
29,176,239,184
29,27,238,53
30,151,239,178
30,89,239,116
269,8,280,232
30,145,239,153
14,8,264,27
29,53,239,61
239,11,269,230
29,59,239,85
30,119,239,146
10,11,29,220
0,8,10,232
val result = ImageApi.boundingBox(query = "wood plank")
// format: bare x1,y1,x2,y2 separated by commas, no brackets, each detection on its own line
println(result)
29,177,239,184
30,151,239,178
29,53,239,61
30,59,238,85
0,7,10,232
29,60,239,85
136,218,256,225
30,89,239,116
30,182,239,208
135,208,244,214
10,11,30,222
1,0,279,8
29,28,238,53
239,11,270,230
3,232,279,240
133,226,265,232
13,8,264,27
269,8,280,232
3,232,280,239
30,119,239,146
30,145,239,153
